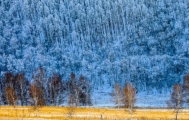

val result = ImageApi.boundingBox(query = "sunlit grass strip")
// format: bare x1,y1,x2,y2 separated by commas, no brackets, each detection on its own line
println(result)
0,106,189,120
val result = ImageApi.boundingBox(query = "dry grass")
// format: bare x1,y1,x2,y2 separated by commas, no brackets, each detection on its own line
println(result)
0,106,188,120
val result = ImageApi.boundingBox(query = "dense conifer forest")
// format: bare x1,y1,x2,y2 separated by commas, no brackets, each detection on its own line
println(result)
1,0,189,93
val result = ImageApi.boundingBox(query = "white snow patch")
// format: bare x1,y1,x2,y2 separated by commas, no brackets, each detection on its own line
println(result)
91,86,170,108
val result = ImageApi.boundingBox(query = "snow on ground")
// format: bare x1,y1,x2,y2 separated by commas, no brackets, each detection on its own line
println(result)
92,85,115,107
91,85,170,108
135,92,170,108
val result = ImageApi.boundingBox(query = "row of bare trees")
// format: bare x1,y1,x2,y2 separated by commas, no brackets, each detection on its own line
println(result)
0,68,91,109
2,72,29,107
112,82,136,120
68,73,91,107
111,73,189,120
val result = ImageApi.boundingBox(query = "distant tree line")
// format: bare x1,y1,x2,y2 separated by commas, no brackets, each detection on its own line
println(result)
0,68,92,108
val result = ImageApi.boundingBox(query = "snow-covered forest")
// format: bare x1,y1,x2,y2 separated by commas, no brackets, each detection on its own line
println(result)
1,0,189,92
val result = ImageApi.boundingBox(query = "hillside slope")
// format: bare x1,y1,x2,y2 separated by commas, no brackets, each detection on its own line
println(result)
1,0,189,92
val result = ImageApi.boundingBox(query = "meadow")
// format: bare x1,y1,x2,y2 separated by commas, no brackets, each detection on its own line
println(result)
0,106,189,120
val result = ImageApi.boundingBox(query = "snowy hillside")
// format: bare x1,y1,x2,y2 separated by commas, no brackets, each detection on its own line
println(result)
1,0,189,93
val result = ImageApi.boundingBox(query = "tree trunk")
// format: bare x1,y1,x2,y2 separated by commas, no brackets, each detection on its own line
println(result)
34,98,38,110
21,88,24,106
176,110,178,120
130,110,133,120
13,99,16,108
130,106,133,120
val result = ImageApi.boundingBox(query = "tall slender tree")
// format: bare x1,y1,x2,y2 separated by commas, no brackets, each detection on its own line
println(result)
15,73,29,106
47,73,64,106
183,74,189,107
4,87,17,107
111,83,122,109
29,81,45,110
122,82,136,120
167,84,184,120
29,68,46,110
2,72,17,106
78,75,92,106
68,72,79,106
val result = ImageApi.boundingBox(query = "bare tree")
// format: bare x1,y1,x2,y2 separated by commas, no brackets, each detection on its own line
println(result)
3,72,16,89
29,82,45,110
111,83,122,109
4,87,17,107
29,68,46,110
47,73,64,106
78,75,92,106
2,72,17,106
28,67,47,109
183,73,189,103
68,72,79,106
67,85,77,119
67,93,75,118
0,78,3,105
2,72,30,106
167,84,184,120
32,67,48,99
122,82,136,120
67,73,92,107
15,73,29,106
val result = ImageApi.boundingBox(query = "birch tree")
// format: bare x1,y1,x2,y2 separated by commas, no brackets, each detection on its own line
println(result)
111,83,122,109
167,84,184,120
15,73,29,106
29,82,45,110
4,87,17,107
122,82,136,120
47,73,64,106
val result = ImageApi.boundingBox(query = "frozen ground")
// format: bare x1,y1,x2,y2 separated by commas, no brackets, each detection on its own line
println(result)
135,92,170,108
91,85,170,108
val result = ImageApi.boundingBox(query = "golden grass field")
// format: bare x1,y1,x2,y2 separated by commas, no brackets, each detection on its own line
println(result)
0,106,189,120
